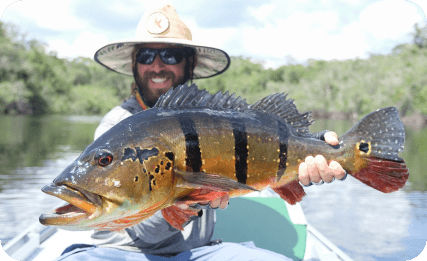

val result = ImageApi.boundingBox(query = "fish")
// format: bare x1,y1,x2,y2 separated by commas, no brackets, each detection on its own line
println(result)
39,84,409,231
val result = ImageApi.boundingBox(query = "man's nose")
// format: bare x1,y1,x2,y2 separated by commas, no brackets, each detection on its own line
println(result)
151,55,166,72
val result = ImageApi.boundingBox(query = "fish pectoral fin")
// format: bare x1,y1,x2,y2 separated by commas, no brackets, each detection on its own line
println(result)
161,205,199,231
174,168,258,192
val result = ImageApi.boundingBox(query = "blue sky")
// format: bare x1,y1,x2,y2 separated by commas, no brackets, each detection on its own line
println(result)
1,0,426,68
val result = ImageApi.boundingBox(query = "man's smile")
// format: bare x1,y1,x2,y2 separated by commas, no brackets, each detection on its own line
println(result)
151,77,167,83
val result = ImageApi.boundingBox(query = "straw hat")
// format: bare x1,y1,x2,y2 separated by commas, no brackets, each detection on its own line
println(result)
94,3,230,79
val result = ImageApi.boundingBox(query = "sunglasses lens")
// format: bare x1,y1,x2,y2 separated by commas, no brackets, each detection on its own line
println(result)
160,49,184,65
137,49,156,64
136,48,188,65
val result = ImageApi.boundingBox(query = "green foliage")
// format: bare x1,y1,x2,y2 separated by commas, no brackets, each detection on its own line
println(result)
196,41,427,119
1,20,427,119
0,21,132,115
69,85,122,115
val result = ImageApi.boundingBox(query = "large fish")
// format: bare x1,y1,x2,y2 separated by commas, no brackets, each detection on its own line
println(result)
39,84,409,231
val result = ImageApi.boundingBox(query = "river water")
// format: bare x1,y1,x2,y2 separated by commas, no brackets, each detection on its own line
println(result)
0,115,426,260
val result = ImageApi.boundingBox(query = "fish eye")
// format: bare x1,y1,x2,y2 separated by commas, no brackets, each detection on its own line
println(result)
95,151,113,167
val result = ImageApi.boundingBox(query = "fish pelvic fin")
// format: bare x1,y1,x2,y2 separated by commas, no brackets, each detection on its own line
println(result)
161,206,199,231
340,107,409,193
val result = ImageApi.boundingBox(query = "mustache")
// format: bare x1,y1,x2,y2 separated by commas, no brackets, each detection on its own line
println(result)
143,71,175,79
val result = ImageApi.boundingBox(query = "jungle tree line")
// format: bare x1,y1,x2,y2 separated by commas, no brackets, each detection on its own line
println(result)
1,21,426,122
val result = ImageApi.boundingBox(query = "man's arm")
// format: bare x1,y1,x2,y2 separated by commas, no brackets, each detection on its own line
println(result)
94,106,133,140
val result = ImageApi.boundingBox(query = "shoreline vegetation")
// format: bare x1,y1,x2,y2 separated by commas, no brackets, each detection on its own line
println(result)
1,21,426,129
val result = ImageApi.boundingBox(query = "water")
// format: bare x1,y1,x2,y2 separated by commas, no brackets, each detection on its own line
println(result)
0,115,101,243
0,115,426,260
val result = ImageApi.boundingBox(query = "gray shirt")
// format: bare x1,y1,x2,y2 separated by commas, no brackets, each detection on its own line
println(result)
91,96,216,256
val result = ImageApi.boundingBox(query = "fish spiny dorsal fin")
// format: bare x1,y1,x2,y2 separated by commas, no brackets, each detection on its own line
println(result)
154,84,209,108
154,84,250,111
249,93,314,135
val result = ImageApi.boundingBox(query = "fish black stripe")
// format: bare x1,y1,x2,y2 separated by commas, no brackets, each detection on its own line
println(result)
178,116,202,172
277,120,290,182
232,121,248,184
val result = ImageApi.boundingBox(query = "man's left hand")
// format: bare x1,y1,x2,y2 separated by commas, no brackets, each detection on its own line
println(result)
298,131,346,185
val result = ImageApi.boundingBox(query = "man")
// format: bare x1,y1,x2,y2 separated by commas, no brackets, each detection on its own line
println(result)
57,3,345,261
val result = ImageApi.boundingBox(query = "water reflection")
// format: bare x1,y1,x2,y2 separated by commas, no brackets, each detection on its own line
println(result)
0,115,101,242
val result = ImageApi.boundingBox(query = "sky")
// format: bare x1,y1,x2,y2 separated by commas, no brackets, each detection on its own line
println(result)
0,0,426,68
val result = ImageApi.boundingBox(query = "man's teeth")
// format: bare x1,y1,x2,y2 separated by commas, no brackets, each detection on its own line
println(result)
152,78,166,83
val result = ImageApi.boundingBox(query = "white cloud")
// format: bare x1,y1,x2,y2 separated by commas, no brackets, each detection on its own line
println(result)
242,10,360,65
239,0,425,68
248,4,276,23
360,0,424,41
48,31,109,59
3,0,84,30
183,17,237,49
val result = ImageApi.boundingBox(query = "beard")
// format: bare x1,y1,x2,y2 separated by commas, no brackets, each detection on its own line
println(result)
134,70,182,106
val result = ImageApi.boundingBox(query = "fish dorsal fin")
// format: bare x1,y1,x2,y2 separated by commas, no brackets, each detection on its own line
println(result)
154,84,250,111
250,93,314,135
154,84,313,134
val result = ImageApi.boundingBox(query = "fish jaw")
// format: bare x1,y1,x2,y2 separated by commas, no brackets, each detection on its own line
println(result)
39,183,104,228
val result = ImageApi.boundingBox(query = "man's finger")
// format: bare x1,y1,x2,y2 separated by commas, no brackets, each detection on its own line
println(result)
307,156,323,183
219,194,230,209
298,162,311,185
209,197,221,209
324,131,339,146
314,155,333,182
305,156,319,181
329,161,346,180
175,202,189,210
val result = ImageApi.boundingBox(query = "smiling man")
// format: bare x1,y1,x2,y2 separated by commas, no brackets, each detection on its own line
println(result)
56,3,345,261
132,43,194,105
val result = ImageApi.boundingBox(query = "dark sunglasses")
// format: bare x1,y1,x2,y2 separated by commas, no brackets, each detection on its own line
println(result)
136,47,195,65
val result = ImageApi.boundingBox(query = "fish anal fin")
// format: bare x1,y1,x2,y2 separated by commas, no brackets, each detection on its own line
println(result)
161,205,199,231
272,180,306,205
174,168,258,192
351,158,409,193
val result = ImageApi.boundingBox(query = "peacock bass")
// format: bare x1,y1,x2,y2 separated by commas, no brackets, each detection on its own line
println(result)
39,84,409,231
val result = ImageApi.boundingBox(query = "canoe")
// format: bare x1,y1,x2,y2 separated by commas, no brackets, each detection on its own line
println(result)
2,189,353,261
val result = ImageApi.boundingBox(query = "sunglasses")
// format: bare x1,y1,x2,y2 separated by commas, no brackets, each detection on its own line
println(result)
136,47,194,65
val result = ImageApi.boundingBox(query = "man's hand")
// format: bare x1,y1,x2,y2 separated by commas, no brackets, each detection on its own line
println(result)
298,131,346,185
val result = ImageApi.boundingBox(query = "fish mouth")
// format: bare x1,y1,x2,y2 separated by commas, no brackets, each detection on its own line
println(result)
39,183,103,226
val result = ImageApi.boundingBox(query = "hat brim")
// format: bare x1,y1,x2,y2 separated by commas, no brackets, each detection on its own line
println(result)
94,38,230,79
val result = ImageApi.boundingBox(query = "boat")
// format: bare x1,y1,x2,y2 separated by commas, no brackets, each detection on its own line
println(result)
2,188,353,261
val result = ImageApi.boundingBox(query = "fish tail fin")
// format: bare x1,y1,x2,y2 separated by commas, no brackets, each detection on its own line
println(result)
340,107,409,193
